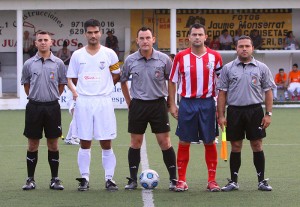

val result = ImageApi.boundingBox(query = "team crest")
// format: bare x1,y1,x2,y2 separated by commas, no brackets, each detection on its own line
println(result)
155,70,161,78
99,61,105,70
251,76,258,85
206,62,214,70
50,72,55,80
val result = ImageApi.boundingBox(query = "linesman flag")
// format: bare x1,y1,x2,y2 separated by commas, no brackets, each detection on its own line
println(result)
220,129,228,162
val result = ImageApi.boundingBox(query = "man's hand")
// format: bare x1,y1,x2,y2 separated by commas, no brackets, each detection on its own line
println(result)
72,91,78,101
169,104,178,120
261,115,271,129
218,116,227,132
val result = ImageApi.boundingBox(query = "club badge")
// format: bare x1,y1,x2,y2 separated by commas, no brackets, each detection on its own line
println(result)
50,72,55,80
99,61,105,70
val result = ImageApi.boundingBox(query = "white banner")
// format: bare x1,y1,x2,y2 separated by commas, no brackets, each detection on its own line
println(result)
0,10,130,52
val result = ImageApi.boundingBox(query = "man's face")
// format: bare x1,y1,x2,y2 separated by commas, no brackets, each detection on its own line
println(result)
136,30,155,52
292,66,298,71
35,34,52,52
85,26,101,46
189,28,207,48
279,71,285,76
236,39,254,62
107,32,113,38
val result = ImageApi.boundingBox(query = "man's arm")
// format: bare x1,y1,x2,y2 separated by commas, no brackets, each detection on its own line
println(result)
121,81,131,107
168,80,178,119
67,78,78,100
112,73,120,85
58,84,65,95
261,89,273,129
217,90,227,131
24,83,30,96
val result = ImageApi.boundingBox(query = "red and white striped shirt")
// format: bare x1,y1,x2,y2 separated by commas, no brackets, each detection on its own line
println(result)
169,47,222,98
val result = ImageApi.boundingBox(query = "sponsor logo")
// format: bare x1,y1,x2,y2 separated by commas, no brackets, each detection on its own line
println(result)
51,159,60,162
26,157,36,163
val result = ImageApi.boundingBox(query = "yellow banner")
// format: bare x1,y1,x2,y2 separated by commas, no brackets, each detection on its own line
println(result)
131,9,292,50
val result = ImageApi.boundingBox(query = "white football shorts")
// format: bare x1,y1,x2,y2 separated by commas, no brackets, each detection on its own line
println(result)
74,95,117,140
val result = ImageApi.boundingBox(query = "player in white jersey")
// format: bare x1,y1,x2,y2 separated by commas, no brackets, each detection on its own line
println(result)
67,19,120,192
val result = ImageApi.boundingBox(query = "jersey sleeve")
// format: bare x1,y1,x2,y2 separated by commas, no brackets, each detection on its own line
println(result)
57,59,67,84
108,49,120,74
67,51,79,78
260,63,276,91
21,61,31,85
216,63,230,91
214,51,223,77
120,55,132,83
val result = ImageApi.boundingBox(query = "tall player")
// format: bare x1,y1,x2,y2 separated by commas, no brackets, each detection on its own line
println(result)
168,23,222,192
67,19,120,191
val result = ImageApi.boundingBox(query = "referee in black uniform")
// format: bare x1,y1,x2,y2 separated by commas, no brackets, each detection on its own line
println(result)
217,35,276,191
120,27,177,190
21,31,67,190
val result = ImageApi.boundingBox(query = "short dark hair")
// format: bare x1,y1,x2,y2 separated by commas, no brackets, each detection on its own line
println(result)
136,27,153,37
221,29,228,34
293,63,298,68
35,31,51,40
36,30,50,36
279,68,284,72
236,35,253,46
169,54,175,59
286,31,293,37
84,19,101,32
188,23,206,35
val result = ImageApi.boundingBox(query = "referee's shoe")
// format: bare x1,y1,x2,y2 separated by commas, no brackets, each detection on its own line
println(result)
49,177,64,190
258,178,272,191
22,177,36,190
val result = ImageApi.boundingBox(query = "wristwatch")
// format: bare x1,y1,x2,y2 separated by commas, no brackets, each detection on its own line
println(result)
265,112,272,116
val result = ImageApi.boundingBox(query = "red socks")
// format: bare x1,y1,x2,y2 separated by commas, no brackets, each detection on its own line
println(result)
177,143,190,182
204,144,218,182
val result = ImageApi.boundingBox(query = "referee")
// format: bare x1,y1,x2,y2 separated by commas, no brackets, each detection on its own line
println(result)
217,35,276,191
120,27,177,190
21,31,67,190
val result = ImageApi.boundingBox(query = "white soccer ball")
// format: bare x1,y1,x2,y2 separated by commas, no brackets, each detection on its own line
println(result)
139,169,160,189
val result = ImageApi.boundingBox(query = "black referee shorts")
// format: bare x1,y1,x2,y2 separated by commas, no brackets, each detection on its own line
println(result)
128,98,170,134
226,104,266,141
23,100,62,139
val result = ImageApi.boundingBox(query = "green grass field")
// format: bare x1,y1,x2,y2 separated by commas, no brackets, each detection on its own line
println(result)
0,108,299,207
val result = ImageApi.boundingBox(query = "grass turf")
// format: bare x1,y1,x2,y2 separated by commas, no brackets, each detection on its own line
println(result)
0,108,299,207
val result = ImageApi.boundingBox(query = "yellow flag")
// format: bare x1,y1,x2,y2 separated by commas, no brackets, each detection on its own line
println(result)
220,129,228,161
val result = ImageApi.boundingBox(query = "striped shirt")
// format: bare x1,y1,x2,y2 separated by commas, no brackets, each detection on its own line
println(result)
169,47,222,98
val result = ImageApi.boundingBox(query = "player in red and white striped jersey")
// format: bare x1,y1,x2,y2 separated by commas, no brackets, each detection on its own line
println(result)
168,23,222,192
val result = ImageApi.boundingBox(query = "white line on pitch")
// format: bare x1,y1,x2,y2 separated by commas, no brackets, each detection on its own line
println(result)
1,143,300,148
141,135,155,207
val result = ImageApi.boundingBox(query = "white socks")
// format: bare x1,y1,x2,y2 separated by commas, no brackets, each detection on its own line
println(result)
78,148,91,181
102,149,116,181
78,148,116,181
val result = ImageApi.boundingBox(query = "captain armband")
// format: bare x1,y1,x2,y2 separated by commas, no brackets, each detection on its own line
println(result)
109,62,120,74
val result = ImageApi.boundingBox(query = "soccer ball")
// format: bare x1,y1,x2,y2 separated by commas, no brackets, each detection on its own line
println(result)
139,169,160,189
